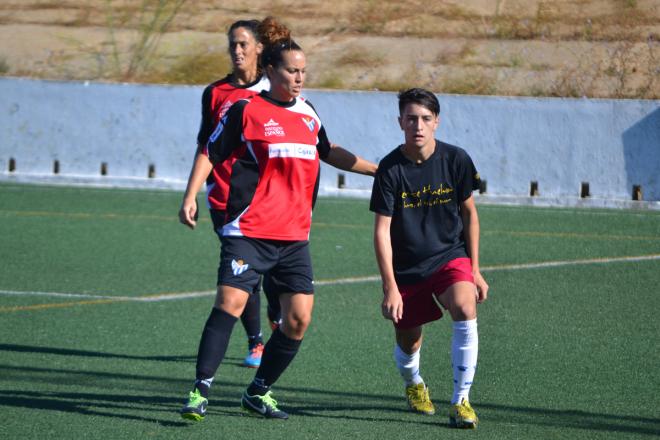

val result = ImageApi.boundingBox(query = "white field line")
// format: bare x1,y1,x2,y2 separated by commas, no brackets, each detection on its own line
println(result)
314,253,660,285
0,290,215,302
1,253,659,304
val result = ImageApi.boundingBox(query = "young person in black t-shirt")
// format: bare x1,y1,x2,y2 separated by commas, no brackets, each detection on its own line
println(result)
370,88,488,429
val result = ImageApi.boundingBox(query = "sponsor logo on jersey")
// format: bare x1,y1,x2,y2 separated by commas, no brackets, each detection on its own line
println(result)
219,100,233,119
268,143,317,160
231,258,249,276
264,119,285,137
301,116,316,132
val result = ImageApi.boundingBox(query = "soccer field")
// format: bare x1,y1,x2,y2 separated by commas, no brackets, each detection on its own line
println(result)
1,183,659,439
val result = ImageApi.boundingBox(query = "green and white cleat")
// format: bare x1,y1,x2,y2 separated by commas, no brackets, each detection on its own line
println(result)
241,390,289,419
180,389,208,421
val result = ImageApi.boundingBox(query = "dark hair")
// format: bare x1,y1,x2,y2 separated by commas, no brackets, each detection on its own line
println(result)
261,39,302,69
397,88,440,116
257,16,302,69
227,19,260,40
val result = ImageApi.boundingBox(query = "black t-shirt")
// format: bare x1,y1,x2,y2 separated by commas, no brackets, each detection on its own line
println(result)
370,140,480,285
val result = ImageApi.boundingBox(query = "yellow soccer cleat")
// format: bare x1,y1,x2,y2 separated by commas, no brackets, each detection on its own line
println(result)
405,383,436,415
449,398,479,429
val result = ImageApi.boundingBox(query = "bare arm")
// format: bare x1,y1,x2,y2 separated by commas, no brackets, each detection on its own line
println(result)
178,148,213,229
374,213,403,322
460,195,488,303
322,144,378,177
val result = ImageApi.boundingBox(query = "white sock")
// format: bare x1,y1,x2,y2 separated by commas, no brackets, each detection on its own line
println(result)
451,319,478,404
394,344,423,387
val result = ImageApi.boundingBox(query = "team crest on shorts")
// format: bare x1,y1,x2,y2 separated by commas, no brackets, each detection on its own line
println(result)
231,259,249,276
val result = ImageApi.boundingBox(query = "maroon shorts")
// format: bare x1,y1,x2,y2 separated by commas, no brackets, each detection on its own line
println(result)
394,257,474,330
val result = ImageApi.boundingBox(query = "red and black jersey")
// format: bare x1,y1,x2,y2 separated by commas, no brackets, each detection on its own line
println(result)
196,74,269,211
208,92,331,241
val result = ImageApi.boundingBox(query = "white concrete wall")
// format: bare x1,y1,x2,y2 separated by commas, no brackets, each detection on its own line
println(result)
1,78,658,205
0,78,198,187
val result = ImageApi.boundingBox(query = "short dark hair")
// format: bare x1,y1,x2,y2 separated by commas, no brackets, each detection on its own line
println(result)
397,88,440,116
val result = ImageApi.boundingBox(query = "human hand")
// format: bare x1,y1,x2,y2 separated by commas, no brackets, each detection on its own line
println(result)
178,197,198,229
381,285,404,323
473,271,489,303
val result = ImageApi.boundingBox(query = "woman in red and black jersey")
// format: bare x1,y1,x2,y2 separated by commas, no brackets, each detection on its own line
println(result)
180,21,377,421
177,19,271,378
180,20,269,224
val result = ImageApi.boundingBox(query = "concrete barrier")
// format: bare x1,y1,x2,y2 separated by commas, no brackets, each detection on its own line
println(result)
1,77,658,208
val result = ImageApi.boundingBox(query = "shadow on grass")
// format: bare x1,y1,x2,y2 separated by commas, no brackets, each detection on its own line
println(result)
284,396,660,436
477,402,660,437
0,343,247,367
0,343,195,362
1,378,658,436
0,389,247,427
0,386,437,430
1,344,659,436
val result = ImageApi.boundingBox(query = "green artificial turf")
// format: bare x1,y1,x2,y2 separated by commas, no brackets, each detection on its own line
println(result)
1,183,659,439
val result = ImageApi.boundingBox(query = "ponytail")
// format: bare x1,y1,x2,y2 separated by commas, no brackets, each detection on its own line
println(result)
257,16,302,69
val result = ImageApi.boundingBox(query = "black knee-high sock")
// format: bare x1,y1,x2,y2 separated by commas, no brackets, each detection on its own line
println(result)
247,328,301,395
195,307,238,396
240,293,262,345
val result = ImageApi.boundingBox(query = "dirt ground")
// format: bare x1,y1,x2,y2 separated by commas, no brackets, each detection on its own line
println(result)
1,0,659,98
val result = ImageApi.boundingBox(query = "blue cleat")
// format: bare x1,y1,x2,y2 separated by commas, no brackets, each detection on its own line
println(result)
243,342,264,368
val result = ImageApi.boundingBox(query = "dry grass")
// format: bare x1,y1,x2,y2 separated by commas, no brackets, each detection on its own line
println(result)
1,0,659,98
0,56,8,74
137,49,230,84
335,47,385,68
312,73,345,90
438,72,497,96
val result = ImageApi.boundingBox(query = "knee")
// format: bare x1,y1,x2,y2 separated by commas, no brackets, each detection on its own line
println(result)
282,310,312,339
214,286,248,317
449,299,477,321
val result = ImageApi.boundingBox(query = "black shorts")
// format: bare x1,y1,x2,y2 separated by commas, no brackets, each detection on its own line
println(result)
211,209,262,295
217,236,314,296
